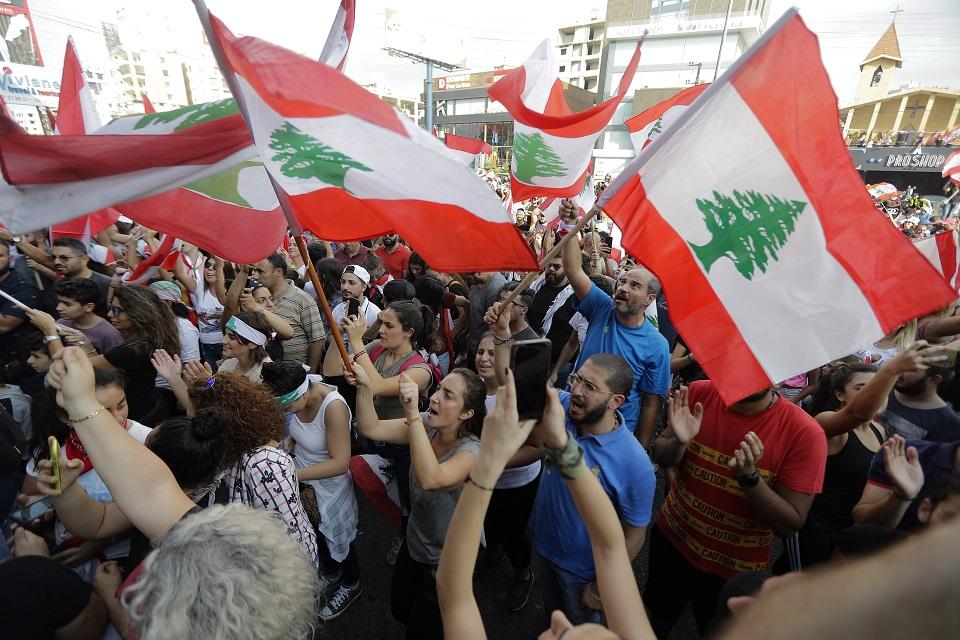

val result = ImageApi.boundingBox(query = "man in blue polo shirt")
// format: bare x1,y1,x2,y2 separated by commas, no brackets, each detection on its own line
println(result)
529,352,656,626
558,199,670,447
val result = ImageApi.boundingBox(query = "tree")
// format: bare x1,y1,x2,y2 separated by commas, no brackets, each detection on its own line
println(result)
185,160,262,207
689,189,807,280
134,98,239,131
268,122,371,193
512,131,567,183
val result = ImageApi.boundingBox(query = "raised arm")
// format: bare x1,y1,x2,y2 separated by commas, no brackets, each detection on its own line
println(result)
343,315,430,396
348,364,410,444
222,265,250,325
652,386,703,469
817,343,939,438
238,289,294,339
852,436,924,528
45,348,195,543
558,199,592,299
212,257,227,305
173,256,198,293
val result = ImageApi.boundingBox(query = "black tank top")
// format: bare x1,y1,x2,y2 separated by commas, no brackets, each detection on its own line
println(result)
804,424,883,534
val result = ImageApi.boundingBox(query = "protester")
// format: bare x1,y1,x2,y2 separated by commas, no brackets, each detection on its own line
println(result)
527,255,578,368
646,382,828,637
51,279,123,355
216,311,275,381
465,270,507,359
557,199,670,446
334,241,370,268
375,233,412,280
0,240,42,392
496,282,539,341
405,251,428,282
250,254,324,371
149,280,201,364
350,364,484,640
50,238,113,317
876,357,960,442
177,253,226,368
262,361,361,620
35,346,319,639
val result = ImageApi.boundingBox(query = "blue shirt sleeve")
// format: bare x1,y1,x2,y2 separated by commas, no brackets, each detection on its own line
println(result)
866,448,890,487
615,454,656,526
572,283,612,323
638,333,671,397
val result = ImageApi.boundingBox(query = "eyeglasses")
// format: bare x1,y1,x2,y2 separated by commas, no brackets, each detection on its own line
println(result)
109,306,124,317
568,373,614,397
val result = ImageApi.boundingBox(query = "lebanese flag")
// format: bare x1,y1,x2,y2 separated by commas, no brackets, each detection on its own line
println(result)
541,167,596,228
626,83,709,154
444,133,492,164
208,13,537,272
599,10,956,404
944,124,960,145
349,454,403,530
488,39,641,201
913,231,960,291
142,93,156,114
123,234,182,285
49,38,121,244
319,0,355,72
944,150,960,186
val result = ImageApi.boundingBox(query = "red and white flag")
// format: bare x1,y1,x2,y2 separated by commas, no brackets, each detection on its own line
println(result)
207,13,537,273
49,38,121,245
944,124,960,145
123,234,183,285
443,133,492,164
625,83,709,154
142,93,156,114
488,39,641,201
320,0,355,71
599,10,955,404
944,150,960,186
541,167,596,228
913,231,960,291
349,454,403,530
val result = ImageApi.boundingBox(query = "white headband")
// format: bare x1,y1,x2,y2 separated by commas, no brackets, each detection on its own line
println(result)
225,316,268,346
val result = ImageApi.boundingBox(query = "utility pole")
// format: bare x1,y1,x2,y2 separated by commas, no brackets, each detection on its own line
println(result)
713,0,734,81
688,61,703,85
383,47,460,132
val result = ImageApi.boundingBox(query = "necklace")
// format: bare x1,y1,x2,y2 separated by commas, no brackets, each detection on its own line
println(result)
763,390,777,411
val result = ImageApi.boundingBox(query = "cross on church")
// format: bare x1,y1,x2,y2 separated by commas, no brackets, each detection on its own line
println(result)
905,97,924,118
890,4,904,22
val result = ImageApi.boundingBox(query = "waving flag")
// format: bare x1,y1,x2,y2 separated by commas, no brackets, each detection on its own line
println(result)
599,10,955,404
626,83,709,154
913,231,960,291
320,0,355,71
488,39,641,201
142,93,156,114
444,133,492,164
49,38,121,244
944,150,960,186
206,12,536,272
123,234,182,285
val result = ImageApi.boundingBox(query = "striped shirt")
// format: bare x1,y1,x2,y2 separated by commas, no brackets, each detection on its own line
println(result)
272,279,324,367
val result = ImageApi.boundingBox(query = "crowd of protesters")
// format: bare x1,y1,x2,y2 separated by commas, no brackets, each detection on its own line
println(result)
0,178,957,640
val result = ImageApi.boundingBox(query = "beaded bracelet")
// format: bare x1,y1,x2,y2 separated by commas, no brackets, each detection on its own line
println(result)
351,349,367,363
69,405,106,424
541,436,586,479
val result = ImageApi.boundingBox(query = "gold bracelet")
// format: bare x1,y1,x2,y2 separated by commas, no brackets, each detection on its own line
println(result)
68,405,106,424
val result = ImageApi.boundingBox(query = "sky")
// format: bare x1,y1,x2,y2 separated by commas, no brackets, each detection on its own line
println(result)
25,0,960,105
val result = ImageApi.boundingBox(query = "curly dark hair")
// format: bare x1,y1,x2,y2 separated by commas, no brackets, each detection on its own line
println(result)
187,372,284,465
113,286,180,356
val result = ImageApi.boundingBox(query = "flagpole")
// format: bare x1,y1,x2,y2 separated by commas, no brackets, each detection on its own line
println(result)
191,0,353,372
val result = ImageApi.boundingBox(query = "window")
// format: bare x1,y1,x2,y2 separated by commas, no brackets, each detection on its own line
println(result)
573,44,582,56
560,47,567,56
559,65,566,72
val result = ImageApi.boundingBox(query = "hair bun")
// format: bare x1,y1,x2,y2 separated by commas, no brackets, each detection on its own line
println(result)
260,361,283,383
191,409,229,441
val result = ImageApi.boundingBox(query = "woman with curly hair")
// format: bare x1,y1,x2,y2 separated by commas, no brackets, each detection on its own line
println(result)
85,286,180,426
188,371,319,567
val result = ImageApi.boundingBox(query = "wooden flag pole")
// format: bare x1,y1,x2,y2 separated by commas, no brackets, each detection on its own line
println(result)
191,0,352,372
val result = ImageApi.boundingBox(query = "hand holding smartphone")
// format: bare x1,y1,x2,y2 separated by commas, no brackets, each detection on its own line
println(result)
49,438,62,491
510,339,552,421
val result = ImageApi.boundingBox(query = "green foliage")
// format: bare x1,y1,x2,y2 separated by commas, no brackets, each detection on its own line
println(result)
512,131,567,183
689,189,807,280
133,99,239,131
268,122,372,193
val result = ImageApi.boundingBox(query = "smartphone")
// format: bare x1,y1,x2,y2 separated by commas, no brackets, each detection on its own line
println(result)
510,339,552,421
347,298,361,318
49,438,62,491
9,496,54,525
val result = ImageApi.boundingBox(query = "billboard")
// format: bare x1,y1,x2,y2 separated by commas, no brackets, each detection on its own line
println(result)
0,1,43,66
0,62,60,107
384,7,465,66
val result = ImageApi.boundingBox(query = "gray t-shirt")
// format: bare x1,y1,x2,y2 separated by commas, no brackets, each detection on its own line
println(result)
406,422,480,565
469,272,506,353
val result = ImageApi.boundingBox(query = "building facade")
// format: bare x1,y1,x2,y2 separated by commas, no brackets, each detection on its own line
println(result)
556,19,606,92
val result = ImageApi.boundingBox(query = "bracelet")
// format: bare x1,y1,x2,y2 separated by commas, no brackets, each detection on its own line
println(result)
466,475,495,491
403,415,423,426
559,221,576,232
43,335,61,345
587,582,602,604
541,436,585,479
492,334,512,345
68,405,106,424
351,349,367,363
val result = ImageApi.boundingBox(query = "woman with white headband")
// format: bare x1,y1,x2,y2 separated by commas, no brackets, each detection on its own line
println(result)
261,361,360,621
217,311,274,382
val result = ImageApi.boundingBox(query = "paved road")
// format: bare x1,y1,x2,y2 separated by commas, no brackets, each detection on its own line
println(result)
315,477,702,640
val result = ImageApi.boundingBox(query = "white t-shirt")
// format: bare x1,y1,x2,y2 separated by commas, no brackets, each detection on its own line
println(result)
484,394,541,490
192,286,224,345
332,298,381,353
177,317,201,363
569,312,590,346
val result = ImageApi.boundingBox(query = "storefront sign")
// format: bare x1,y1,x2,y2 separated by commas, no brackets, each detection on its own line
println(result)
885,153,947,169
0,62,60,107
608,15,761,40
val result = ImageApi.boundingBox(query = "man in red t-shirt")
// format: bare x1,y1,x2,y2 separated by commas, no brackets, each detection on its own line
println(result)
373,234,411,280
645,381,827,638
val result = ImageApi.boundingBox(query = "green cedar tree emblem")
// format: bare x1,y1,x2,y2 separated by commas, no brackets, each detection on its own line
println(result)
184,160,262,207
268,122,371,194
134,99,239,131
648,116,664,138
512,131,567,183
689,189,806,280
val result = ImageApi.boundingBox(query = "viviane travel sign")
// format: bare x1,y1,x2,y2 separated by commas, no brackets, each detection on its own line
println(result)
0,62,61,108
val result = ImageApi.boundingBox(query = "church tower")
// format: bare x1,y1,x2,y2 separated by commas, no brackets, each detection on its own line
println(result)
854,21,902,103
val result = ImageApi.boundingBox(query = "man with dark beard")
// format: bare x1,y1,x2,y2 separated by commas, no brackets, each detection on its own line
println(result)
877,365,960,442
528,353,656,627
526,256,579,370
558,199,670,447
645,381,828,638
0,241,40,393
374,233,411,280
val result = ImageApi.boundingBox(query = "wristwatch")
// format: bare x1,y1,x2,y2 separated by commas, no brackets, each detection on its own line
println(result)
736,470,761,488
43,335,61,345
